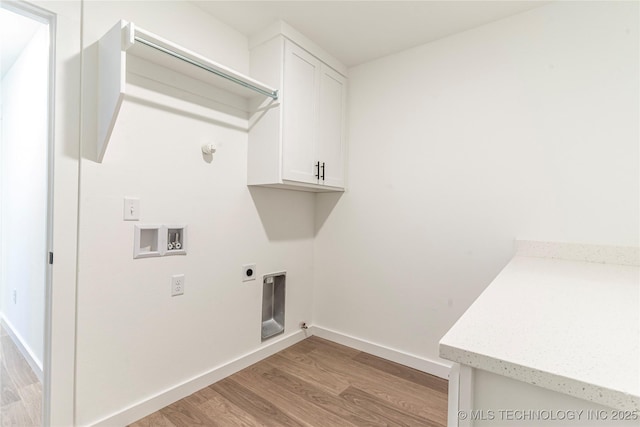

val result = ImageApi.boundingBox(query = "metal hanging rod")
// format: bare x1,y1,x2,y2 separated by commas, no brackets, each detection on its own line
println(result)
133,35,279,100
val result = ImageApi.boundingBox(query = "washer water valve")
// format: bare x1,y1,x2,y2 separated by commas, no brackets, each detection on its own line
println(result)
165,225,187,255
167,230,182,250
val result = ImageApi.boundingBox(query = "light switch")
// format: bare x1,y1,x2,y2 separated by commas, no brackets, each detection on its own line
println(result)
124,198,140,221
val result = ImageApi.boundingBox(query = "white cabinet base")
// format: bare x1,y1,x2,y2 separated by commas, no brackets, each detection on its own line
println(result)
449,366,639,427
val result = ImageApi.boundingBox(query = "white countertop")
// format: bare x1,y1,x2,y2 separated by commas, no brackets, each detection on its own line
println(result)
439,243,640,410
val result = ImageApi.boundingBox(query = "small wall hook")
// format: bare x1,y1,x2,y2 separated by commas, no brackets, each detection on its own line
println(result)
201,143,216,155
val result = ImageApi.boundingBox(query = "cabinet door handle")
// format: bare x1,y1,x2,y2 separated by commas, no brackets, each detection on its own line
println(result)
321,162,325,181
315,161,320,179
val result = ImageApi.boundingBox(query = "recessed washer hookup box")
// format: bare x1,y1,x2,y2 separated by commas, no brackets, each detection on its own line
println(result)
261,272,285,341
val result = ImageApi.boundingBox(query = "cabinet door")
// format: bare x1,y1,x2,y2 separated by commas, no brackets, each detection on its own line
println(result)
317,65,346,188
282,41,320,184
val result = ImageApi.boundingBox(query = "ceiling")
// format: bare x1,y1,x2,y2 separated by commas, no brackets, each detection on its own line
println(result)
194,1,549,68
0,8,44,78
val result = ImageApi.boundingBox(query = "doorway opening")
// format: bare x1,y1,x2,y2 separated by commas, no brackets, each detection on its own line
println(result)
0,2,55,425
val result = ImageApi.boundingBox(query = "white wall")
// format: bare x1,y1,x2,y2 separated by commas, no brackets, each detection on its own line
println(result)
314,1,639,368
77,2,315,424
0,23,49,371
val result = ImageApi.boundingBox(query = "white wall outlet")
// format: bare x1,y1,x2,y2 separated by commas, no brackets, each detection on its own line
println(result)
124,197,140,221
12,289,17,304
171,274,185,296
242,264,256,282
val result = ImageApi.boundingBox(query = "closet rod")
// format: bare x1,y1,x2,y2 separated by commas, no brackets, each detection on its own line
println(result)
133,35,279,100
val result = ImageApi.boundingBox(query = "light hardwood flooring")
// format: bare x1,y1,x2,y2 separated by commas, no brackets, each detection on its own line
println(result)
130,336,448,427
0,324,42,426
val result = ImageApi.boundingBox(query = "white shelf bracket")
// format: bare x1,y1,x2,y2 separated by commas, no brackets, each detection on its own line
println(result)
95,19,278,163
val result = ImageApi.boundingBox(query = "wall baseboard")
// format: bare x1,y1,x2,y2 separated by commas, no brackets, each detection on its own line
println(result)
91,330,309,427
311,325,452,379
0,314,44,383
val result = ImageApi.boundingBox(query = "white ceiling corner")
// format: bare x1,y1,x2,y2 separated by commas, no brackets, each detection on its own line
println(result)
193,1,550,68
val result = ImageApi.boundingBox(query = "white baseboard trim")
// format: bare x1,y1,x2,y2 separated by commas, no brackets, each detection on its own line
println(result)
0,314,44,383
91,330,308,427
311,325,452,380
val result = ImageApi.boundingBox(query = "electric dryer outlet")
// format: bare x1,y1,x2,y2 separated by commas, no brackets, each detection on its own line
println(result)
242,264,256,282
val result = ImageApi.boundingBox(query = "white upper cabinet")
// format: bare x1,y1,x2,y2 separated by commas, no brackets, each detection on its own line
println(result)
317,65,347,188
248,23,347,192
281,42,320,185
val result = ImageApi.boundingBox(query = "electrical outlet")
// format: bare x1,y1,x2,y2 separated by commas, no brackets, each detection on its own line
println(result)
12,289,16,304
242,264,256,282
171,274,185,296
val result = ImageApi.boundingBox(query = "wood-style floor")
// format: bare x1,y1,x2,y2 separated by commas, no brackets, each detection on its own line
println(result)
130,336,448,427
0,324,42,426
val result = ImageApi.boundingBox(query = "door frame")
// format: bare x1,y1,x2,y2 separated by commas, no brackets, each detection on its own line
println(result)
0,1,57,425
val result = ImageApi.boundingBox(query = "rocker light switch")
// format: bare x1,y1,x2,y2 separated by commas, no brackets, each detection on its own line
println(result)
124,198,140,221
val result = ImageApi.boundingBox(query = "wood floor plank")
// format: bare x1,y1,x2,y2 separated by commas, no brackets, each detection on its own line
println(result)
186,386,268,427
291,336,361,359
340,385,441,427
128,411,177,427
353,351,448,394
0,399,36,427
1,362,21,406
305,347,448,425
234,360,358,427
1,336,38,389
160,399,218,427
0,331,42,425
210,378,304,427
280,343,447,424
268,352,350,395
276,338,316,356
256,363,408,427
17,383,42,426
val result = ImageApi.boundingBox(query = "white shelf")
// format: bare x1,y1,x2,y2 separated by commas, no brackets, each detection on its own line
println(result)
97,20,278,163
